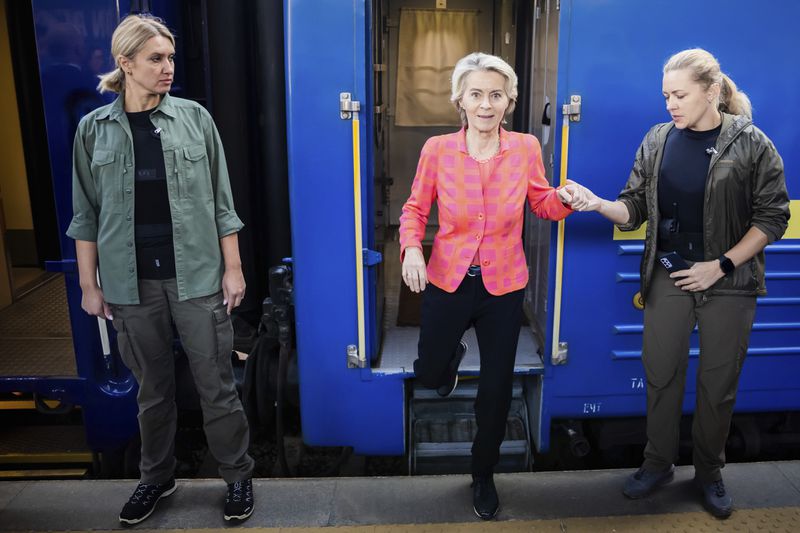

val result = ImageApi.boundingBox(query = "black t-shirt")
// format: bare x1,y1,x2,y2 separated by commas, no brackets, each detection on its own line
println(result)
657,124,721,260
126,110,176,279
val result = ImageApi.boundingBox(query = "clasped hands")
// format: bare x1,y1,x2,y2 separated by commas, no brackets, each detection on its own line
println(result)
559,179,724,292
557,179,600,212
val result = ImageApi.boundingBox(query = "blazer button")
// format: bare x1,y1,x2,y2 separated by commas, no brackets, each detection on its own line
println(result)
482,260,489,266
475,234,482,240
478,213,484,220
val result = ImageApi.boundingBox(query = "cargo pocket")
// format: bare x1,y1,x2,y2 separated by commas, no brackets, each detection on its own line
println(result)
112,318,142,376
212,304,234,362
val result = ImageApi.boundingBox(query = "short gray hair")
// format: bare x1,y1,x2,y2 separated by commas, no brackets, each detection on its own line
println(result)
450,52,518,125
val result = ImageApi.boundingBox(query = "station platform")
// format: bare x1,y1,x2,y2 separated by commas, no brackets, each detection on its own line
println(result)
1,461,799,531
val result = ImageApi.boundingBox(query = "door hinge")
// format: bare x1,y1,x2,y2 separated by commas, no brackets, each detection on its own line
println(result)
552,341,568,365
562,94,581,122
340,92,361,120
347,344,366,368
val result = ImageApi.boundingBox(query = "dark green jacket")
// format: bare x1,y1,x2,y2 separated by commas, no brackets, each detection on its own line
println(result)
67,94,244,304
617,113,790,298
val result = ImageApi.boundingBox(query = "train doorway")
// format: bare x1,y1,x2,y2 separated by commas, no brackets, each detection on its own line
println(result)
0,0,51,302
0,0,76,376
372,0,560,367
369,0,561,472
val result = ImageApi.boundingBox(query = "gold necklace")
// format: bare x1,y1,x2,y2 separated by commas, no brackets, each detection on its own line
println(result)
468,137,500,163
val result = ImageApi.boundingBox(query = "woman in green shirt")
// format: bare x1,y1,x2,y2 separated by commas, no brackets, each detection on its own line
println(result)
68,14,254,525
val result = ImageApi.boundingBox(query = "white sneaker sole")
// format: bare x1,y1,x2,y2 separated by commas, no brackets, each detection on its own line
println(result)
119,483,177,525
473,503,500,520
224,504,254,521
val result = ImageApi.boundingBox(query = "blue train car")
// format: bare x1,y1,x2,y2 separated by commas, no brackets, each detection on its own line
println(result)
1,0,797,474
284,0,799,468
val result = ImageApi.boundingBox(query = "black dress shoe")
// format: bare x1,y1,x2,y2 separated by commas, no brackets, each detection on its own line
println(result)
471,475,499,520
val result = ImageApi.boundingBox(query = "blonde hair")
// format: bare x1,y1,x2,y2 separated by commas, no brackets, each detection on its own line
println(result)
450,53,518,125
663,48,752,118
97,14,175,94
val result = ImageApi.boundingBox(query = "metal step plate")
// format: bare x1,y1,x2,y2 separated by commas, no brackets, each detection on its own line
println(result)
0,275,76,377
0,425,91,463
377,326,543,376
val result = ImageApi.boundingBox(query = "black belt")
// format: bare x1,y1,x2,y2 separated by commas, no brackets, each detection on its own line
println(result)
467,265,481,277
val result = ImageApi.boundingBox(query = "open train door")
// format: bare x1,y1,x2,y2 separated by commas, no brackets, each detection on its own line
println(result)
283,0,405,454
540,0,800,452
0,0,141,473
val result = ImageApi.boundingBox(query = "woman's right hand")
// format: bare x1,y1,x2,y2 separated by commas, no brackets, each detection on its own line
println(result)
563,180,602,212
402,247,428,293
81,285,113,320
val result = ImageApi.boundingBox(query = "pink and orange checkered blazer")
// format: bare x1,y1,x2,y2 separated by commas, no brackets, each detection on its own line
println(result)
399,128,572,296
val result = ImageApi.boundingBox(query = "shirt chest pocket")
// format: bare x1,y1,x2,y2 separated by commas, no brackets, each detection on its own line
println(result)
91,149,124,206
178,143,212,199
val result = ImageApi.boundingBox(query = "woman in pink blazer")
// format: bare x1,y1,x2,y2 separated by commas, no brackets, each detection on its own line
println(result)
399,52,579,520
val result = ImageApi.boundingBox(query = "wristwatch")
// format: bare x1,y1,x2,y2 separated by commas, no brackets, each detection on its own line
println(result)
718,254,735,276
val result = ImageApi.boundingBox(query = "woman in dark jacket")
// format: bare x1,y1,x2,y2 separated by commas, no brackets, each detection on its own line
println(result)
569,48,790,519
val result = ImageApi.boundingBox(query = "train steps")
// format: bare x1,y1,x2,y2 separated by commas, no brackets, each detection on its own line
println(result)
0,407,92,480
409,378,531,475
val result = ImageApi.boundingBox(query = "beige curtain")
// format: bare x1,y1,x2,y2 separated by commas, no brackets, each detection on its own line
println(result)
395,9,478,127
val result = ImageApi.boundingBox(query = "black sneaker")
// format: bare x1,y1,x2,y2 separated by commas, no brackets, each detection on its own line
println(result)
471,475,499,520
697,478,733,519
119,478,177,525
437,340,467,397
622,464,674,499
224,478,255,522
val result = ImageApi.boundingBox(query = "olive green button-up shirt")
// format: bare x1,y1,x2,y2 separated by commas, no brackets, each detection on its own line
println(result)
67,93,244,305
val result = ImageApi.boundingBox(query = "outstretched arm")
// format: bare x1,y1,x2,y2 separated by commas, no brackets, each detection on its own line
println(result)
562,181,630,225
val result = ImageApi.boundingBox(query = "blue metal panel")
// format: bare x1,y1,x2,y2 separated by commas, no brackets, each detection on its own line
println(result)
540,0,800,451
284,0,403,454
26,0,139,452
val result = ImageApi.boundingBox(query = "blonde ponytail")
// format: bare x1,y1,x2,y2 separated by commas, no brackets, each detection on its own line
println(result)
97,66,125,94
720,73,752,118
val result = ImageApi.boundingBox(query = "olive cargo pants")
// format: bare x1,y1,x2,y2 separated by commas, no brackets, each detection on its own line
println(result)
641,266,756,482
110,279,254,484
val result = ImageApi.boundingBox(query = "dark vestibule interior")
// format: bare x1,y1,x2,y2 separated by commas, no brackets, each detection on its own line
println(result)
371,0,561,377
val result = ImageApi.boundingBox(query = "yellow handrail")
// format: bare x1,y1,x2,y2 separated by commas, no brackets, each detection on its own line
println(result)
551,115,570,363
352,117,367,365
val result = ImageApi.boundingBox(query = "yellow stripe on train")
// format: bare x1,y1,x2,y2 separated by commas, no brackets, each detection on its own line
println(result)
613,200,800,240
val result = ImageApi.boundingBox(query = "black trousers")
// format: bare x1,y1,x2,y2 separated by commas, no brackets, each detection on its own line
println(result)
413,274,524,477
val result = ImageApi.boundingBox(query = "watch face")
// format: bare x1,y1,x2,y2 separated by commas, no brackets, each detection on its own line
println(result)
720,255,735,274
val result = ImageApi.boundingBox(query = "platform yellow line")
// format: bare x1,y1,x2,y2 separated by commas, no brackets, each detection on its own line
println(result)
0,452,92,464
